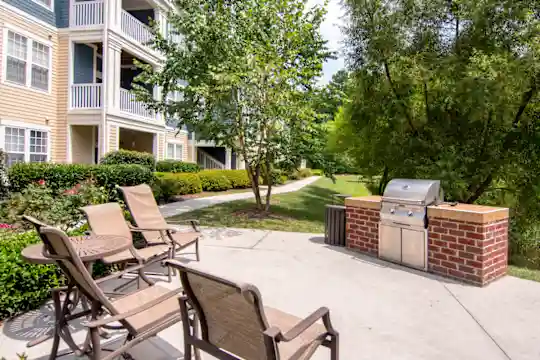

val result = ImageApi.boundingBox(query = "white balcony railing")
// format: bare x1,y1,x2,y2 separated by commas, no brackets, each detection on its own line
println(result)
70,0,104,27
197,150,225,170
70,84,102,109
121,10,153,47
120,88,157,120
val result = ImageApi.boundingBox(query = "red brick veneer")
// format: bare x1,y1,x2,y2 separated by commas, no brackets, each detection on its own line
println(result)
427,217,508,286
346,206,379,256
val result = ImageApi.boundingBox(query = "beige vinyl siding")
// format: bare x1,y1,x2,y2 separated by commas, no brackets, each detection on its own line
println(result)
157,133,165,160
54,33,69,162
0,8,61,159
108,125,118,152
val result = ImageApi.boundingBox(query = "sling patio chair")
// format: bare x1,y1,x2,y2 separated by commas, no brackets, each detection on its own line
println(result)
118,184,201,263
39,226,185,360
81,202,172,286
165,260,340,360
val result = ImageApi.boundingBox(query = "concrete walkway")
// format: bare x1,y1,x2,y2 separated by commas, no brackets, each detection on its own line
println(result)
159,176,321,217
2,228,539,360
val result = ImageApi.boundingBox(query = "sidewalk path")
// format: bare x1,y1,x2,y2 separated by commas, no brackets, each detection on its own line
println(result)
159,176,321,217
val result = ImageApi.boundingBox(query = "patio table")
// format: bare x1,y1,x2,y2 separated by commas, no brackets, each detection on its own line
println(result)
21,234,132,355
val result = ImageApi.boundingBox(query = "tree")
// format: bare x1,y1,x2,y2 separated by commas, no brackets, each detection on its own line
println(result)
135,0,331,212
336,0,539,204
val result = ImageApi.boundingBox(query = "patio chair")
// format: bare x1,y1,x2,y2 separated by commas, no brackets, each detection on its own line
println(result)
165,260,340,360
81,202,172,285
39,226,184,360
118,184,201,263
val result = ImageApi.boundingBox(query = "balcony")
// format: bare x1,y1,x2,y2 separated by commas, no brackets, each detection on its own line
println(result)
121,9,154,51
70,84,103,109
70,0,104,27
120,88,158,120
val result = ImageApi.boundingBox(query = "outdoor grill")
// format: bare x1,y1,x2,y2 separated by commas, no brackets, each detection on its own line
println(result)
379,179,443,270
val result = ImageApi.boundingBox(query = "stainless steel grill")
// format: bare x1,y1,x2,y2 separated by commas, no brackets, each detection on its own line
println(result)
379,179,442,270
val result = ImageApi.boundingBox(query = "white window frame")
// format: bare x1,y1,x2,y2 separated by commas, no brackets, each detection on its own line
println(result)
0,120,51,165
166,141,184,160
2,25,53,94
31,0,54,11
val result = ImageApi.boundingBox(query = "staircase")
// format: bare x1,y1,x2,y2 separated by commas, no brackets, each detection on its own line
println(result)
197,149,225,169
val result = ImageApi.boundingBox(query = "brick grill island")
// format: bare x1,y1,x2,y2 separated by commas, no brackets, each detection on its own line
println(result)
345,196,509,286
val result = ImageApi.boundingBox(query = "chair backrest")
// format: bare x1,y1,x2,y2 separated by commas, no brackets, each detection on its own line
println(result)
23,215,50,242
118,184,167,245
81,203,133,240
175,262,274,360
38,227,117,315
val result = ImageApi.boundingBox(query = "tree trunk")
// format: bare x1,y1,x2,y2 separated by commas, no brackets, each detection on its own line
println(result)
264,158,273,212
245,162,263,209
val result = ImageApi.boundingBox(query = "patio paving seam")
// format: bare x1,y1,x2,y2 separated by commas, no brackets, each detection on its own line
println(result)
442,283,513,360
249,230,272,249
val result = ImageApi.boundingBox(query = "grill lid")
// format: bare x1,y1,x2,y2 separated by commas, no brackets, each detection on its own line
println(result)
382,179,442,205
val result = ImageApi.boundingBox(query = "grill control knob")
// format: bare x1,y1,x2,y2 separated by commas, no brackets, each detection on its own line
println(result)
390,208,395,214
407,210,413,216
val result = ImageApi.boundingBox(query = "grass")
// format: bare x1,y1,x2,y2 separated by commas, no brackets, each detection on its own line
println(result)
508,266,540,282
168,175,370,233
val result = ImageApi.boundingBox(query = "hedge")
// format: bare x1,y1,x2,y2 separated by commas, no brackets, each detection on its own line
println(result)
221,170,251,188
0,231,64,320
100,149,156,170
153,172,202,202
156,160,200,173
8,163,154,198
198,170,233,191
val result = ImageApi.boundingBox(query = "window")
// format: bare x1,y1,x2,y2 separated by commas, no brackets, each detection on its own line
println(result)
32,0,53,10
166,143,183,160
3,126,49,166
4,30,51,92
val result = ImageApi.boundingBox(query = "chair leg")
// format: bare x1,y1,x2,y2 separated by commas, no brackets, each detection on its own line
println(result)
90,327,102,360
195,239,200,262
330,333,339,360
48,291,62,360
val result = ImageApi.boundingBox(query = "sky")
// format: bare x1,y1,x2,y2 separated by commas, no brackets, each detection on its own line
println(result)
308,0,347,84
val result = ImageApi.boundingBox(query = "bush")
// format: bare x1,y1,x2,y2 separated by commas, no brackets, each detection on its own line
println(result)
153,172,202,202
262,169,285,186
289,168,313,180
156,160,200,173
0,181,109,231
311,169,323,176
0,231,64,320
91,164,154,198
8,163,92,193
100,150,156,170
222,170,251,188
198,170,233,191
0,149,10,199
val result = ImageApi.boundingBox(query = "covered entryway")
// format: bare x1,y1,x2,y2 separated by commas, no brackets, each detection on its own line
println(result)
119,127,155,154
71,125,98,164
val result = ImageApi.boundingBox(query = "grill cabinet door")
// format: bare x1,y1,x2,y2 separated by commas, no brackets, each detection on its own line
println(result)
379,224,401,263
401,228,426,270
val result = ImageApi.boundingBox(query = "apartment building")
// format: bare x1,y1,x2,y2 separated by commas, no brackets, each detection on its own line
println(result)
0,0,239,169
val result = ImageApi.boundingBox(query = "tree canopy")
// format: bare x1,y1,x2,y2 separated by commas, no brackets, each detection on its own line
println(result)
135,0,331,211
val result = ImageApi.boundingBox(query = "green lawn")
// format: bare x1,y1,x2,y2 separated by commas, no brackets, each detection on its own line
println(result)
508,266,540,282
168,175,370,233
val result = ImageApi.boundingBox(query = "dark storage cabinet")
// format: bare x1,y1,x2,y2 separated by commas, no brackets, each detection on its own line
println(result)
325,205,346,246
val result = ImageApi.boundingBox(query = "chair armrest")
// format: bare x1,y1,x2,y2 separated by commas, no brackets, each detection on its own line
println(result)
167,219,200,232
84,288,182,328
267,307,331,342
128,224,178,233
94,263,149,285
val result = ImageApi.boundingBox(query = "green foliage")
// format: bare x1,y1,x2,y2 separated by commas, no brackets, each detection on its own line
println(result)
0,181,109,231
100,150,156,170
0,231,63,320
223,170,251,189
198,170,233,192
311,169,323,176
8,163,92,193
0,149,10,199
135,0,331,211
91,164,154,197
289,168,313,180
262,169,285,186
153,172,202,202
156,160,200,173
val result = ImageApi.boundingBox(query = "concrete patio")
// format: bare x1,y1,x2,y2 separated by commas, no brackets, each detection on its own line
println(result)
1,227,539,360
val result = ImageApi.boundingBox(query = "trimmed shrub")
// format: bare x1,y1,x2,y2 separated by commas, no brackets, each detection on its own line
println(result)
91,164,154,197
222,170,251,188
289,168,313,180
311,169,323,176
156,160,200,173
198,170,232,191
0,231,64,320
8,163,92,193
153,172,202,202
100,149,156,170
262,169,285,186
